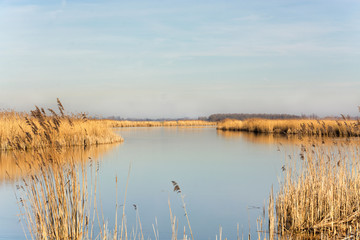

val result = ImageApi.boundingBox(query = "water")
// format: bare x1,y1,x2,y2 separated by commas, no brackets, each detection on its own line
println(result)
0,127,295,240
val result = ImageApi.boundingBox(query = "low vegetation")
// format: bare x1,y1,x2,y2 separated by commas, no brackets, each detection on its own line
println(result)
218,118,360,137
0,99,123,151
103,119,217,128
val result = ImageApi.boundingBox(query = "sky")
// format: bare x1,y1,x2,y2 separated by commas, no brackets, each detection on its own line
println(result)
0,0,359,118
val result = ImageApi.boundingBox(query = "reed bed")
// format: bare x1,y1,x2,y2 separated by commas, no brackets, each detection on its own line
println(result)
217,118,360,137
217,130,351,148
0,99,123,151
270,140,360,239
104,120,217,128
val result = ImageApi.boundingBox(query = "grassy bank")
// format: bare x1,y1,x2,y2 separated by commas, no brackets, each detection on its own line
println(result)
0,100,123,151
217,118,360,137
103,119,217,128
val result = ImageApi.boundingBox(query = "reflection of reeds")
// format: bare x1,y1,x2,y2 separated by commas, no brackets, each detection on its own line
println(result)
0,99,123,151
271,142,360,239
217,118,360,137
0,143,117,183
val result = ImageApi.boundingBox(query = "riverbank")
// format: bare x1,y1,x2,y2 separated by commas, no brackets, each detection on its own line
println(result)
103,119,217,128
217,118,360,137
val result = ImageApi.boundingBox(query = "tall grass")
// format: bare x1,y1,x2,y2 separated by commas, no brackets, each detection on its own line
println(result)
270,139,360,239
0,99,123,151
17,149,92,239
218,118,360,137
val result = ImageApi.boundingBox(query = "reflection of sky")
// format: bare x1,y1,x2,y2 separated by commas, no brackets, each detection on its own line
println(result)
1,1,360,117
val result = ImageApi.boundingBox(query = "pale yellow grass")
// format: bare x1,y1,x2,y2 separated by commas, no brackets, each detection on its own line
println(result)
0,104,123,151
217,118,360,137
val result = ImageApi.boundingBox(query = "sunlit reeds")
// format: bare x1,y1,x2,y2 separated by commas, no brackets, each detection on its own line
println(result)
218,118,360,137
270,140,360,239
0,99,123,151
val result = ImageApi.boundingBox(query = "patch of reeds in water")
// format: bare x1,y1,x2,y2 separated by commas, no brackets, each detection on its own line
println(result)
17,149,92,239
217,118,360,137
0,99,123,151
17,146,197,240
270,140,360,239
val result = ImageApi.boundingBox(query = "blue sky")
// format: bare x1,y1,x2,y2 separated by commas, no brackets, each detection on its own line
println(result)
0,0,359,118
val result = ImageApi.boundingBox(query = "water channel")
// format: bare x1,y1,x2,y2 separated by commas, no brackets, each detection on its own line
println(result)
0,127,300,240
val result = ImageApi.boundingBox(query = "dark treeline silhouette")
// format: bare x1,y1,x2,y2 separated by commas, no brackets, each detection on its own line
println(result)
207,113,302,122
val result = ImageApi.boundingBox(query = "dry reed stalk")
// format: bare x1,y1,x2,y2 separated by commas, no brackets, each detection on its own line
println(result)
171,181,194,240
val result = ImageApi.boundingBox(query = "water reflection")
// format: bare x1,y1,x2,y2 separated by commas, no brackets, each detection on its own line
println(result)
0,143,119,184
3,127,358,239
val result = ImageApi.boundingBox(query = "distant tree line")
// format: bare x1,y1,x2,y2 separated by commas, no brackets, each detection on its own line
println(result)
206,113,302,122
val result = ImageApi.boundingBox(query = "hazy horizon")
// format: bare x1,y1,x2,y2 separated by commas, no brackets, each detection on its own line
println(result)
1,0,359,118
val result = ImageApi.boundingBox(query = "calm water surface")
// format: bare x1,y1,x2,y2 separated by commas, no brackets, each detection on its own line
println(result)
0,127,297,240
